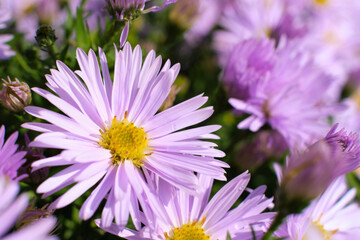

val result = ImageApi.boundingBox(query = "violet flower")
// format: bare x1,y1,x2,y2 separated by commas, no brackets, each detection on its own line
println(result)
97,171,274,240
228,38,342,150
0,125,26,181
276,176,360,239
275,124,360,206
23,42,227,229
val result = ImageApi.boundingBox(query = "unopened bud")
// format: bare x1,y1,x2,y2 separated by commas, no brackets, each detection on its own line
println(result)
35,25,57,50
0,77,31,112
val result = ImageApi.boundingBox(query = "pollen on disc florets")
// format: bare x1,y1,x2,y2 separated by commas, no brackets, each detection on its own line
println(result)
99,112,149,167
164,218,211,240
303,220,338,240
314,0,327,5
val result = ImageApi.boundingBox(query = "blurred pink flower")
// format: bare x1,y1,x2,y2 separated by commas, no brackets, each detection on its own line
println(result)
213,0,285,66
275,124,360,204
228,38,342,150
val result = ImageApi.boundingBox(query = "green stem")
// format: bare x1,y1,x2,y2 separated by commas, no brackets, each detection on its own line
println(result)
99,20,124,48
262,211,287,240
47,44,58,65
15,54,39,78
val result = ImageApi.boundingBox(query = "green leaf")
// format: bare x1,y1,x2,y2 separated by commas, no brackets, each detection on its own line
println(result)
75,8,91,50
226,231,232,240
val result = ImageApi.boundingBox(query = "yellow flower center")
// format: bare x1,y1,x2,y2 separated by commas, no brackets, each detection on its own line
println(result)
164,219,211,240
302,220,338,240
99,113,149,167
314,0,328,5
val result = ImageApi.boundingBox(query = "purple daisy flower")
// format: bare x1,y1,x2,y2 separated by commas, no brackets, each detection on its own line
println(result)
0,10,15,59
276,176,360,240
227,38,341,150
0,176,57,240
97,171,274,239
0,125,26,181
23,42,227,228
275,141,348,204
275,124,360,204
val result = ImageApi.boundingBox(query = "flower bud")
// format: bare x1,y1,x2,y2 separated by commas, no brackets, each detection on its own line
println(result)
35,25,57,50
0,77,31,112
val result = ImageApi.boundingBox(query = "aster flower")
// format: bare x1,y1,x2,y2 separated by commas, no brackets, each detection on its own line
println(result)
23,42,227,228
274,124,360,211
0,176,57,240
97,171,274,239
0,10,15,59
276,176,360,239
213,0,285,66
0,125,26,181
227,38,341,150
275,140,347,208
